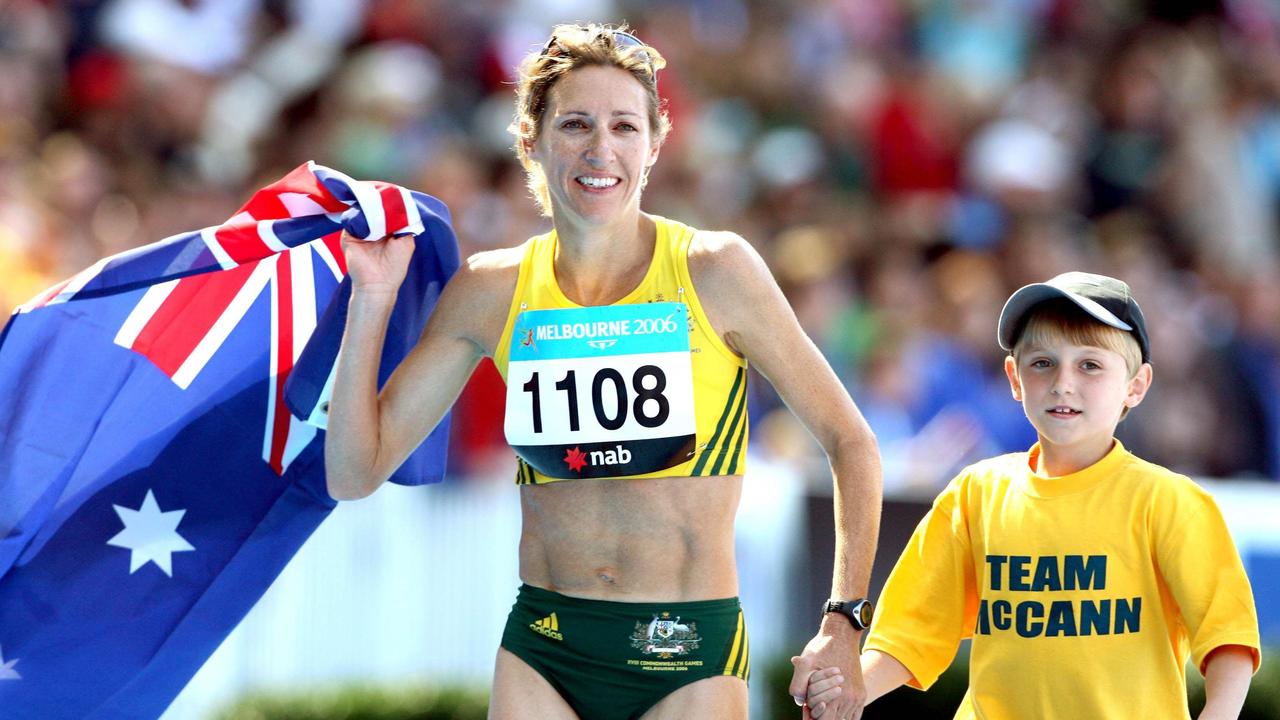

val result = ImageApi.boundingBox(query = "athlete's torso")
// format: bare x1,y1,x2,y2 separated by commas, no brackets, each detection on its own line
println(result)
492,215,748,600
495,215,748,484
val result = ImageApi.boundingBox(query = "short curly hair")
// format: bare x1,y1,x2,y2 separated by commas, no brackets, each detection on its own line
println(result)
510,23,670,217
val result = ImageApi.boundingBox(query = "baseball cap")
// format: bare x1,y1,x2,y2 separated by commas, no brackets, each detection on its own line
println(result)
997,271,1151,363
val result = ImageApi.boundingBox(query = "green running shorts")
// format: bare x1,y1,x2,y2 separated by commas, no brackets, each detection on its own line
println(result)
500,583,750,719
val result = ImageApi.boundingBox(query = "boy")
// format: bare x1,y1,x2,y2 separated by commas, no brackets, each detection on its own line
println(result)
810,272,1261,719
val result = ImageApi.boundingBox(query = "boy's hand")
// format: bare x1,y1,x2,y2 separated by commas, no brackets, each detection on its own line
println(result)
789,618,866,719
799,666,844,718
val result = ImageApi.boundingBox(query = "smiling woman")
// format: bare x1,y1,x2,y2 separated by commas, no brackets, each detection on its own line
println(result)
511,25,670,220
322,22,884,720
521,65,659,232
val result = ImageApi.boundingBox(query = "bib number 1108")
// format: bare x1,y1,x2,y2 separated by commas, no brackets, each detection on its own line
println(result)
522,365,669,433
504,302,696,476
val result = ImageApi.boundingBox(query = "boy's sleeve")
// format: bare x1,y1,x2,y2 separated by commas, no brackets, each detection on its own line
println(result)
1152,479,1261,674
864,473,979,690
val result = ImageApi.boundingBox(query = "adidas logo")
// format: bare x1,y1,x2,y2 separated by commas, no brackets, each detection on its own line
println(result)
529,613,564,641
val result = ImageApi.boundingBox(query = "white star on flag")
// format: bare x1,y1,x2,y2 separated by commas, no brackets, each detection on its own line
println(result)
106,489,195,577
0,645,19,680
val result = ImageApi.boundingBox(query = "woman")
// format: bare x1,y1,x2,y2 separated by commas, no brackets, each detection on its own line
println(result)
325,23,881,720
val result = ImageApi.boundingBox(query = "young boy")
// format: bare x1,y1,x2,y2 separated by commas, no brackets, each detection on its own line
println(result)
811,272,1261,719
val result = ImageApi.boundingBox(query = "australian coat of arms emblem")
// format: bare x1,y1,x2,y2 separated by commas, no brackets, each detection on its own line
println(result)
631,611,701,657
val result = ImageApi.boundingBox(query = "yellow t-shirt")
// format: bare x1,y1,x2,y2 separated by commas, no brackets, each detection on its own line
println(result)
493,216,747,484
864,440,1261,720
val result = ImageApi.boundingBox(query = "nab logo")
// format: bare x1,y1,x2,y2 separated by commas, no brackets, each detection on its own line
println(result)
591,445,631,466
587,339,617,350
563,445,632,473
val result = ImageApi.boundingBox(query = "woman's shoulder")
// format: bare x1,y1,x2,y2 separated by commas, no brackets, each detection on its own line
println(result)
464,243,528,274
686,226,750,258
647,213,746,259
684,227,771,299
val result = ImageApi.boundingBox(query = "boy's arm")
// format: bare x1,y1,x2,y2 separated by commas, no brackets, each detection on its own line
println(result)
862,649,915,703
860,474,977,693
1198,645,1255,720
1149,480,1261,691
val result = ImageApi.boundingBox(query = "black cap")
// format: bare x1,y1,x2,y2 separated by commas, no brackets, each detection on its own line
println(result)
998,271,1151,363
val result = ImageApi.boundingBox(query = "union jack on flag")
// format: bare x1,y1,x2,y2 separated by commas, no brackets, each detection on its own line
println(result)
19,162,431,475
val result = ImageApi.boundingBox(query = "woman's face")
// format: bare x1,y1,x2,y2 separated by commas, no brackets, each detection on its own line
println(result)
527,65,660,228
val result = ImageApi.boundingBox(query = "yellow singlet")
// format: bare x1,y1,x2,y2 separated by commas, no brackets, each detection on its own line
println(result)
493,216,748,484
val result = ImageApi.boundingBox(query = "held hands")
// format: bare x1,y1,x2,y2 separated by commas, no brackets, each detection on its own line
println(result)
798,666,845,718
789,621,867,720
340,230,416,297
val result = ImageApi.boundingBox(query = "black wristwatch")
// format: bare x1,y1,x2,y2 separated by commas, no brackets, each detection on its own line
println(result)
823,598,874,631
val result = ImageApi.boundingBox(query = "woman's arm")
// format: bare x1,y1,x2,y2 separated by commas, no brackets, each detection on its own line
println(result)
690,231,883,720
324,233,515,499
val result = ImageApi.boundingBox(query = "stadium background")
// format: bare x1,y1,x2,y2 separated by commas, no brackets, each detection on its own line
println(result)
1,0,1276,717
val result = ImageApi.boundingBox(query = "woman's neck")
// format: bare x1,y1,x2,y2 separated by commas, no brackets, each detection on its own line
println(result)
552,212,656,306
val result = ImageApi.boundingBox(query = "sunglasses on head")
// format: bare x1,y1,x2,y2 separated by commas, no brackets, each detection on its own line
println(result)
540,27,658,86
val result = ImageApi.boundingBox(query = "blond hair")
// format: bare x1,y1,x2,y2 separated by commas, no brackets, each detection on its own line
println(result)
510,23,670,216
1011,299,1145,418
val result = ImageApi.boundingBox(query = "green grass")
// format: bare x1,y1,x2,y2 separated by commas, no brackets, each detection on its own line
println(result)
209,647,1279,719
210,684,488,720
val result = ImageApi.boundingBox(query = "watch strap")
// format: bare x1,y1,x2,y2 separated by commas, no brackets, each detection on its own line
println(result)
823,597,873,630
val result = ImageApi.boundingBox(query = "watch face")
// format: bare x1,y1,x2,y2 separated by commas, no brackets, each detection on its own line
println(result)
857,600,874,628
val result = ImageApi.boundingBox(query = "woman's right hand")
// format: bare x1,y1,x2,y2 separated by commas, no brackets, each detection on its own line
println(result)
340,229,416,297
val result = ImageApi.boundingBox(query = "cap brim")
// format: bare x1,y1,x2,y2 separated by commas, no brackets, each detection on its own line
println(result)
998,284,1134,351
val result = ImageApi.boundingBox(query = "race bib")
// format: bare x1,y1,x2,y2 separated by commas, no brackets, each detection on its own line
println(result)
505,303,697,479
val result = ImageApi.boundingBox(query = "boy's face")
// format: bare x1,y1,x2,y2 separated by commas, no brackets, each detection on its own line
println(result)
1005,335,1152,468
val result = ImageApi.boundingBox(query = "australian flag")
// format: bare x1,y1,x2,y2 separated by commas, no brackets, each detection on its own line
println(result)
0,162,459,718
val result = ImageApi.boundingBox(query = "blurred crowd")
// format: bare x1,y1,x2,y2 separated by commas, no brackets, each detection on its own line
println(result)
2,0,1278,490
